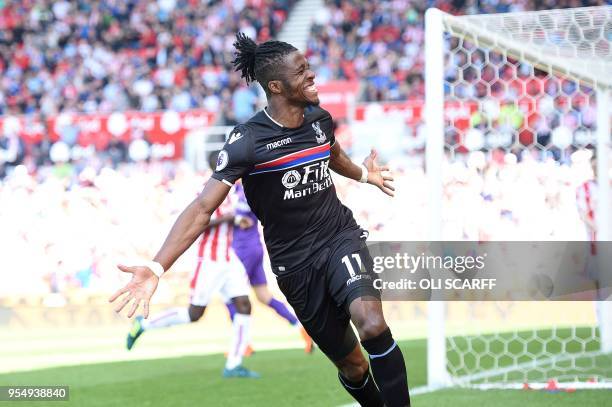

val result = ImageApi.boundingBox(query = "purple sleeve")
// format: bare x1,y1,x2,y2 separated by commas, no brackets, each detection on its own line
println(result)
234,184,253,217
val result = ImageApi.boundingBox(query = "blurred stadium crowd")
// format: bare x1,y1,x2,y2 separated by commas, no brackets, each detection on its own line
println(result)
0,0,293,118
0,0,602,117
0,0,603,178
0,160,204,298
0,0,605,298
0,153,594,298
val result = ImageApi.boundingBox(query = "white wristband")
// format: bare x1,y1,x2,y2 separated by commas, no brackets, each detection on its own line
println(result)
359,164,369,183
145,261,165,278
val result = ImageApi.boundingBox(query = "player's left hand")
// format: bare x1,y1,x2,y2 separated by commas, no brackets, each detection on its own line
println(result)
108,264,159,318
363,149,395,197
236,215,255,229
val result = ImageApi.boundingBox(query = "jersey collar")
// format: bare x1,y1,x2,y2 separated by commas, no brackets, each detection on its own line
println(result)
263,107,305,129
263,107,285,128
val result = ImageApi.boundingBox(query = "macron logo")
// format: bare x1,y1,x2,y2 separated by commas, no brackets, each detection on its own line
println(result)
266,137,292,150
228,132,243,144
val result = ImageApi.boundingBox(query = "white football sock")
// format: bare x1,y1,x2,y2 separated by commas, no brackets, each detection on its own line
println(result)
225,313,251,370
142,307,191,330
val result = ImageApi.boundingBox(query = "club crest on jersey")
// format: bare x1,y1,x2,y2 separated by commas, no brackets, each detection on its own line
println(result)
216,150,229,171
281,170,301,189
312,121,326,144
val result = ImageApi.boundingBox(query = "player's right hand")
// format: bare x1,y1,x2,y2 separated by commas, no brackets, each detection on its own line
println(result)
108,265,159,319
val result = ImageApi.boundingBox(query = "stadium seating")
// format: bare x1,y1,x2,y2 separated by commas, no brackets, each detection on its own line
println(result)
0,0,295,117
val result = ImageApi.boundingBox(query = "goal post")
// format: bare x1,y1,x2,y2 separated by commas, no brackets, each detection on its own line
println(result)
425,6,612,390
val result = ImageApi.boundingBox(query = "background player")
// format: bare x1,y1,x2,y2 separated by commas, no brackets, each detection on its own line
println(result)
576,156,611,327
110,34,409,406
125,154,258,378
228,180,313,354
576,157,598,245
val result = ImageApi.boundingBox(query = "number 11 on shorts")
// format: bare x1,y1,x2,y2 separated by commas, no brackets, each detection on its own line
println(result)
341,254,362,277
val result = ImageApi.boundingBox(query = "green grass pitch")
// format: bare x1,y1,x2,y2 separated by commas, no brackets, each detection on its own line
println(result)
1,337,610,407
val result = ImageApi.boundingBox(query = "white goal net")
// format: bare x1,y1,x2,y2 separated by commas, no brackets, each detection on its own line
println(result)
424,6,612,390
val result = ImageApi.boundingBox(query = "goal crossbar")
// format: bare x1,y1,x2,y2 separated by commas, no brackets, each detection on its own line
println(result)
442,6,612,89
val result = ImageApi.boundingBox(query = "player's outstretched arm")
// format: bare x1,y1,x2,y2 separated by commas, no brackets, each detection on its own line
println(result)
109,178,231,318
329,143,395,196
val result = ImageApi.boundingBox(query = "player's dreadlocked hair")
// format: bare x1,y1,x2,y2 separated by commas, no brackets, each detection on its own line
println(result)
232,32,297,95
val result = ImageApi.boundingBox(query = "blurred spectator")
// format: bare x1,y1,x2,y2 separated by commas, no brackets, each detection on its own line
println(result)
32,133,53,167
0,130,25,178
232,84,258,123
105,134,128,168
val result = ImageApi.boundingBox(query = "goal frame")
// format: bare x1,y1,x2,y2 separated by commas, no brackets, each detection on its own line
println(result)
424,6,612,390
